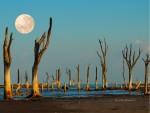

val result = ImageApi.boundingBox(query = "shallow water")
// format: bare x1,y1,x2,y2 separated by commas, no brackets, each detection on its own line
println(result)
0,84,143,100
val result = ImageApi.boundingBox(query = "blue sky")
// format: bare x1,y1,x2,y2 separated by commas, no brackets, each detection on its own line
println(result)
0,0,149,84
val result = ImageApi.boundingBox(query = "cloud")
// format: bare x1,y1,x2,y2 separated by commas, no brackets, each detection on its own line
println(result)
135,39,142,45
81,52,96,58
145,46,150,52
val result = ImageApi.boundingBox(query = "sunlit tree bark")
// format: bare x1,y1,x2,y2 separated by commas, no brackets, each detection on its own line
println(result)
122,44,142,90
143,53,150,94
29,17,52,97
97,38,108,89
3,27,13,99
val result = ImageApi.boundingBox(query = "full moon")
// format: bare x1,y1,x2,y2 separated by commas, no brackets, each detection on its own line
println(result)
15,14,34,34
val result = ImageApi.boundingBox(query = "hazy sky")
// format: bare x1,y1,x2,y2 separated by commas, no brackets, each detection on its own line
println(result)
0,0,149,84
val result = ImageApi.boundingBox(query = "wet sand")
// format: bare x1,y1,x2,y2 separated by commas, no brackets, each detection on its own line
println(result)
0,95,149,113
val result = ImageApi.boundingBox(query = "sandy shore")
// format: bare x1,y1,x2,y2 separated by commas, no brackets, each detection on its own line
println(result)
0,95,149,113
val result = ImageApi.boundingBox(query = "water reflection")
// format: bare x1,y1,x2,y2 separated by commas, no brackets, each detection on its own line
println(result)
0,84,143,100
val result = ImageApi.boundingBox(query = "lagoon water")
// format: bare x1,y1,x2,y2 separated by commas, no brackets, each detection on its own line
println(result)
0,84,143,100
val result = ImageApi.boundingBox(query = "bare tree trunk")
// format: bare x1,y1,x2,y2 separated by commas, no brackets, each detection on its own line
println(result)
145,65,148,94
66,68,72,87
29,17,52,97
16,69,21,94
76,65,80,91
64,82,66,93
17,69,20,86
69,70,72,87
86,64,90,91
51,82,54,92
104,73,108,88
57,69,61,91
41,84,44,92
129,69,133,90
143,53,150,94
102,71,104,89
122,44,142,90
4,66,12,99
95,67,98,90
122,58,127,88
97,38,108,90
25,70,29,92
11,84,13,92
46,72,50,91
3,27,13,99
32,65,41,96
56,70,58,85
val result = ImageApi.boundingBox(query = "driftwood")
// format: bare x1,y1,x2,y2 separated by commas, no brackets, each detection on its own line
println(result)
135,82,141,90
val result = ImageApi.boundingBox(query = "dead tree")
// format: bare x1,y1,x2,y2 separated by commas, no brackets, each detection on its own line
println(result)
76,65,80,90
16,69,21,94
56,70,58,84
95,67,99,90
122,58,127,88
57,69,61,90
46,72,50,91
122,44,142,90
143,53,150,94
97,39,108,89
25,70,29,92
3,27,13,99
64,82,66,93
17,69,20,86
50,74,56,86
29,17,52,97
72,78,76,86
86,64,90,91
66,68,72,87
